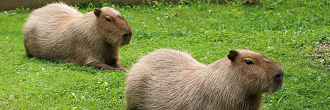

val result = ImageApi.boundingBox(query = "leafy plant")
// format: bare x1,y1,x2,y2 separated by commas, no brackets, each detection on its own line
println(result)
15,6,30,15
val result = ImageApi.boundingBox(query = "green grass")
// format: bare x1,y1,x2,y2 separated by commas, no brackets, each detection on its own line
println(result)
1,0,330,109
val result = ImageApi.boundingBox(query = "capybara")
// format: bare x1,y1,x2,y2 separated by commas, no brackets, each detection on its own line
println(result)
125,48,284,110
23,3,132,71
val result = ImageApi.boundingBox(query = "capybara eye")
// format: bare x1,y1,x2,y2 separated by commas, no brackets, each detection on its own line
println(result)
105,17,111,22
244,60,254,65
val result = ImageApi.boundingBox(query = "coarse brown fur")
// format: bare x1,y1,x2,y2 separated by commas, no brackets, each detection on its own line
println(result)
125,48,284,110
23,3,132,71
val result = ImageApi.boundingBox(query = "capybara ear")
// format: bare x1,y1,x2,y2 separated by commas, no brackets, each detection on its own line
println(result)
111,5,114,8
244,47,249,50
227,50,239,62
94,8,101,17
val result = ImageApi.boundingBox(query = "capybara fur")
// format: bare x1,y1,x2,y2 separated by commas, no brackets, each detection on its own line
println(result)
125,48,284,110
23,3,132,71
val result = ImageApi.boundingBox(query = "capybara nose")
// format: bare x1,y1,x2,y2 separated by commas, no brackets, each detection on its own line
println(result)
274,73,284,80
123,33,132,38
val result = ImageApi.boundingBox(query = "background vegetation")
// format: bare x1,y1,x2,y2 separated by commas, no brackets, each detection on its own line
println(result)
0,0,329,109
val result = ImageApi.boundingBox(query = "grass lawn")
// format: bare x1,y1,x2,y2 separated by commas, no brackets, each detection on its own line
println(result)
0,0,329,109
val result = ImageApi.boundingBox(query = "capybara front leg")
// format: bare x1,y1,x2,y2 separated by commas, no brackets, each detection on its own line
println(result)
24,44,33,58
86,62,121,72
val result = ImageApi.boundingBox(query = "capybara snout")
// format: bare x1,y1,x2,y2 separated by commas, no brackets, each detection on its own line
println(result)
121,31,132,45
272,72,284,92
123,33,132,39
275,73,284,80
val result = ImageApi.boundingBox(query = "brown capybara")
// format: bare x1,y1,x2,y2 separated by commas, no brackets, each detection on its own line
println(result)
125,48,284,110
23,3,132,71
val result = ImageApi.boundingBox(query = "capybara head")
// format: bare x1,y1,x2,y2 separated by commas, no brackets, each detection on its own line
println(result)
93,5,132,46
227,48,284,94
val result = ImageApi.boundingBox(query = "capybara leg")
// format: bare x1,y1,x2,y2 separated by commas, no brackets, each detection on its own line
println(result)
25,50,33,58
86,62,121,72
115,60,128,71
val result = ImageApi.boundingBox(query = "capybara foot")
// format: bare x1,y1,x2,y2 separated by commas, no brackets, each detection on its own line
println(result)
118,67,129,72
112,67,128,72
116,62,129,71
86,62,118,72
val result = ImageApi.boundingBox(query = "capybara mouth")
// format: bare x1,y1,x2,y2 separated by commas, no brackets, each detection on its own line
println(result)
120,41,130,46
267,72,284,93
268,85,282,93
268,80,284,93
120,43,128,46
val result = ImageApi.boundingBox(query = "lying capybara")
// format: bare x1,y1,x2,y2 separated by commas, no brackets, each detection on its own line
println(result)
125,48,284,110
23,3,132,71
